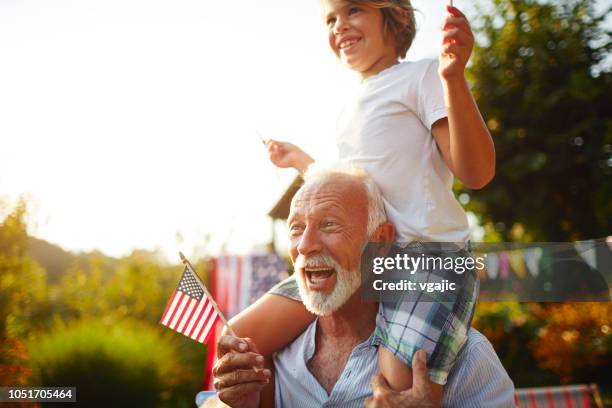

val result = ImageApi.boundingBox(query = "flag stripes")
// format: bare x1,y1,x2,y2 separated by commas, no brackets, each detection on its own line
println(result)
160,266,220,344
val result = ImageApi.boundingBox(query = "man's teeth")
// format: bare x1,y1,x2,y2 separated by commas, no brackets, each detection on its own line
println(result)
305,267,333,272
305,267,334,282
340,39,359,49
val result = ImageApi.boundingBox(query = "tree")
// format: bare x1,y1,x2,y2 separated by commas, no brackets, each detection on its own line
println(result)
464,0,612,241
0,200,48,386
530,303,611,384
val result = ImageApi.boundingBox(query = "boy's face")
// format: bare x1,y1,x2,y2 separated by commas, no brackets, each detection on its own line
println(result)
321,0,398,79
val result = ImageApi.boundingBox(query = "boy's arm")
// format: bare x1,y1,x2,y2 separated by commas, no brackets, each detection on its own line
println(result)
266,140,315,174
229,293,315,357
433,5,495,190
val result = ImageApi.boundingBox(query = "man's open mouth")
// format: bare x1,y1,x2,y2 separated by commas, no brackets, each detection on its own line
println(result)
304,267,336,285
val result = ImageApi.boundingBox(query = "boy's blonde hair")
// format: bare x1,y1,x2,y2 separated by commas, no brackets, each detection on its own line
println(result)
352,0,416,59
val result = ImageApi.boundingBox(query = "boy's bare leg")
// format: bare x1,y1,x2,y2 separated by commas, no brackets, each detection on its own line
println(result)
378,347,443,405
229,293,315,357
379,347,413,390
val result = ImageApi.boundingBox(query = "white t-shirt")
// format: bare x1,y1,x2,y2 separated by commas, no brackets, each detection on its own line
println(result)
336,59,469,243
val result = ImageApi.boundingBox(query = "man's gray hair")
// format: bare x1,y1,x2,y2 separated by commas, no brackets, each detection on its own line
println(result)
301,162,387,237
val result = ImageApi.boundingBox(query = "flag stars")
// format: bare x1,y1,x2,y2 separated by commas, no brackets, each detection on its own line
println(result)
179,270,204,300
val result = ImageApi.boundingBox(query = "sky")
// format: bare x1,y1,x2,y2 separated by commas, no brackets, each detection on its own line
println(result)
0,0,458,260
0,0,609,261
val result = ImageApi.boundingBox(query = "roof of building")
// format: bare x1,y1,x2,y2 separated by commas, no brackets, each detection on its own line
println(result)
268,175,303,220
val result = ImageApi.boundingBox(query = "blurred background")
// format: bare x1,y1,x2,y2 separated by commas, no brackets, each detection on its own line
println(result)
1,0,611,406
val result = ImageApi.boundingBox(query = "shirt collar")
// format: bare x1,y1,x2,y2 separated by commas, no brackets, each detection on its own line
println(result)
302,318,377,364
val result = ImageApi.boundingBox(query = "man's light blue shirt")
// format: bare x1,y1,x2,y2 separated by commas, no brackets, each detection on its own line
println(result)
274,322,515,408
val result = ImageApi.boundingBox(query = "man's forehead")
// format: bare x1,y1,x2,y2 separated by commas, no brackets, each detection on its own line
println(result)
290,174,367,214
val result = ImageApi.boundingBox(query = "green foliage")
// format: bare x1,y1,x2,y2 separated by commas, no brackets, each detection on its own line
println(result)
1,200,208,404
27,318,202,408
26,236,79,284
0,200,48,386
465,0,612,241
530,303,612,384
0,202,51,334
474,303,558,386
474,302,612,387
54,250,180,325
0,200,27,259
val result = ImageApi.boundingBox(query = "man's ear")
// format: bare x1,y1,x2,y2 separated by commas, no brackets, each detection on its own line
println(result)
370,222,395,244
369,223,395,258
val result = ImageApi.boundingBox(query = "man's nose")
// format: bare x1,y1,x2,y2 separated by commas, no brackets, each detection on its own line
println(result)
297,226,322,257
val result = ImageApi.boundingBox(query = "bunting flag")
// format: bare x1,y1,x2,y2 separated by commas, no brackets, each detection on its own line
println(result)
204,252,289,390
485,252,499,279
523,247,543,277
475,253,487,281
508,249,527,279
214,256,243,319
249,253,291,303
479,241,601,282
160,265,220,344
498,252,510,280
211,253,289,319
574,241,597,270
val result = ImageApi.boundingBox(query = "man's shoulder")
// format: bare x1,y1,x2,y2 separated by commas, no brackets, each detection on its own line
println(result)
275,318,315,360
463,328,492,351
456,328,505,371
442,328,516,408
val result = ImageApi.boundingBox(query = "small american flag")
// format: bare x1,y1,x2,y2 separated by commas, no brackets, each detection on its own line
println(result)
160,264,220,344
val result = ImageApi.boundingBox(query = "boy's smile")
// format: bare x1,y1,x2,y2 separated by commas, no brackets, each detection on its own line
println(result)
338,36,361,53
322,0,398,79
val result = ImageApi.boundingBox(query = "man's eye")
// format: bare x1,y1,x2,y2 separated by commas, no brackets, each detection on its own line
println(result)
289,225,304,234
322,221,338,228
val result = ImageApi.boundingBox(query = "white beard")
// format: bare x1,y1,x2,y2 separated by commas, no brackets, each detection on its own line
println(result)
295,254,362,316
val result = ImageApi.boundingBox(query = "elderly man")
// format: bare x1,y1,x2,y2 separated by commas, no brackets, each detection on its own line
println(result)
213,165,515,407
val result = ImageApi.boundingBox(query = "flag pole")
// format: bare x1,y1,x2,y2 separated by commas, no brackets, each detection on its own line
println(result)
179,252,236,337
257,131,270,146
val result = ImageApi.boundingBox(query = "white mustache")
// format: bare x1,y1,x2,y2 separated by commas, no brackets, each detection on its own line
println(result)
295,254,337,270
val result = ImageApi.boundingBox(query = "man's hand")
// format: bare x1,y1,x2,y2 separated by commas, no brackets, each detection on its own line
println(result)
365,350,438,408
438,5,474,81
213,335,271,408
266,140,314,173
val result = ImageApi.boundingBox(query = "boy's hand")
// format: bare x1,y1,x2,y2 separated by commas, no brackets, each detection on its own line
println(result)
266,139,314,173
439,5,474,81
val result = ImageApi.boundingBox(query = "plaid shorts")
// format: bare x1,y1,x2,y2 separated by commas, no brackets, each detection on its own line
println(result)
268,243,479,385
